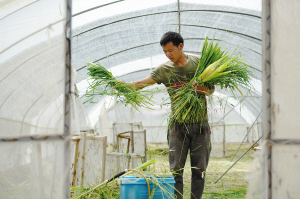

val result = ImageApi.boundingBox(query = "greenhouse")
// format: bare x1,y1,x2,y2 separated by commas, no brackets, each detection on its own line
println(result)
0,0,299,198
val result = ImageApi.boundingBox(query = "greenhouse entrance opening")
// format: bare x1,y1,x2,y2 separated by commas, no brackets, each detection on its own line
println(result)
5,0,300,198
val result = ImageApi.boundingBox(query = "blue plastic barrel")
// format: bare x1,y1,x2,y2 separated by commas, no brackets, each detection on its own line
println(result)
119,176,175,199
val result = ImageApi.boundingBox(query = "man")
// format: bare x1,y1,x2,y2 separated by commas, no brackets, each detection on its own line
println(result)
119,31,214,199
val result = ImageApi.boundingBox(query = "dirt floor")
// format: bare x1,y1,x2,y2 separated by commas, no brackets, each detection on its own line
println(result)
147,143,257,199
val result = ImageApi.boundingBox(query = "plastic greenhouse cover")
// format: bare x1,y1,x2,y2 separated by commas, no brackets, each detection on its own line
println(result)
71,1,262,85
72,0,262,28
0,0,72,137
0,0,67,63
71,0,262,127
0,0,73,198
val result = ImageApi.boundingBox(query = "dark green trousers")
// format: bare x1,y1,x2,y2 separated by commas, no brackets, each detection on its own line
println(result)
168,121,212,199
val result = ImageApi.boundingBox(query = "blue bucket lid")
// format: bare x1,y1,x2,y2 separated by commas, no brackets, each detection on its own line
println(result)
119,176,175,185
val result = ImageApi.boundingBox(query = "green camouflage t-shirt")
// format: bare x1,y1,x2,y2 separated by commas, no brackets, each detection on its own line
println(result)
149,54,208,123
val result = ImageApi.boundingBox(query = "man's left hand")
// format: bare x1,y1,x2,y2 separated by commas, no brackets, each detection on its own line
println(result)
191,80,215,95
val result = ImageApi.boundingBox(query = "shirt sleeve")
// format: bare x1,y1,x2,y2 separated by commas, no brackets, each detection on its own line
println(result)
149,65,165,84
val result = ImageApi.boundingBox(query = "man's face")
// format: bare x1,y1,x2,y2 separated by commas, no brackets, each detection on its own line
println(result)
162,41,183,63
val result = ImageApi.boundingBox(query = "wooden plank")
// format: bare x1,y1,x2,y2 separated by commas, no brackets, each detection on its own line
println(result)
72,139,80,186
102,136,107,182
81,133,87,186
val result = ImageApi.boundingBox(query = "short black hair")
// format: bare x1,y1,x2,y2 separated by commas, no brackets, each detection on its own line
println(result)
160,31,184,47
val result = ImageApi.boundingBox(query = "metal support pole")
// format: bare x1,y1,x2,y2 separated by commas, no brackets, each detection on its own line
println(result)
230,110,262,162
177,0,181,33
63,0,72,198
214,135,262,184
262,0,272,198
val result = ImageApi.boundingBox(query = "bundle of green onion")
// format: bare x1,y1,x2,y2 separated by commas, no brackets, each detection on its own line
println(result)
170,37,253,123
85,62,153,110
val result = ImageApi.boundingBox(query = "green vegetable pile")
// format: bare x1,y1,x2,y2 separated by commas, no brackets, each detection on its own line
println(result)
84,62,153,110
170,37,253,123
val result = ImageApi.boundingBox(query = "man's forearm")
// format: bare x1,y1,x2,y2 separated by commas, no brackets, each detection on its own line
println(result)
117,76,158,91
118,81,146,91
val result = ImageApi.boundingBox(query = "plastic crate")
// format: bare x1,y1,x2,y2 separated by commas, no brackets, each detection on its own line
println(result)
119,176,175,199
